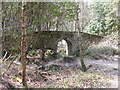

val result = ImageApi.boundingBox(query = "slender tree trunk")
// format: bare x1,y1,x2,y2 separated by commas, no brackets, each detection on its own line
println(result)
2,20,5,53
76,2,87,72
41,48,45,60
21,1,27,88
78,29,87,72
0,2,2,83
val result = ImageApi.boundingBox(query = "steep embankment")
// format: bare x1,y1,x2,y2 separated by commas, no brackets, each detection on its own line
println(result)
85,31,118,60
97,31,118,49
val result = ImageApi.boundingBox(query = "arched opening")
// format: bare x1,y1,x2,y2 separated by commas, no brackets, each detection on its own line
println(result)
57,39,68,56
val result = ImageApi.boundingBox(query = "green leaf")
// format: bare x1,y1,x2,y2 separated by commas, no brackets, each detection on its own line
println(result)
13,77,22,83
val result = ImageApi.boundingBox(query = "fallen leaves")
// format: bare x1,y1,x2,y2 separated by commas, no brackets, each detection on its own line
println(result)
1,60,117,88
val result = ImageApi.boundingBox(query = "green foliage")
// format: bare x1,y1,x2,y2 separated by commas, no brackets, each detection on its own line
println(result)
45,50,54,56
13,77,22,83
29,50,37,56
27,26,36,33
22,84,28,89
3,2,80,54
29,44,33,49
44,49,62,60
49,65,61,71
2,2,22,54
85,2,118,36
26,2,80,31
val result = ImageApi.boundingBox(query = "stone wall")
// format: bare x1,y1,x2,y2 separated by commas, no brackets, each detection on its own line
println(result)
3,31,103,56
32,31,103,55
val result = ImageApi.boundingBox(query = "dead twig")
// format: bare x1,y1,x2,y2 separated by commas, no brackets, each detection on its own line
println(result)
2,55,19,76
2,51,8,61
3,54,12,62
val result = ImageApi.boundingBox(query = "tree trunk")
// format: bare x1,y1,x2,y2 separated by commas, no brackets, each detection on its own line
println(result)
76,2,87,72
78,31,87,72
0,2,2,83
41,48,45,61
21,1,27,88
2,20,5,54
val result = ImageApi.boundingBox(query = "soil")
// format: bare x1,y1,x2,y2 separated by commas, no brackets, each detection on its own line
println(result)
0,56,118,88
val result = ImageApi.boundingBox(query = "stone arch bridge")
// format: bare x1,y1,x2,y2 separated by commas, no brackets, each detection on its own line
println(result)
32,31,103,56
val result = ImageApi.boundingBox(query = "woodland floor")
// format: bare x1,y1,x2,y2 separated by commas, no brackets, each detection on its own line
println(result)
0,56,118,89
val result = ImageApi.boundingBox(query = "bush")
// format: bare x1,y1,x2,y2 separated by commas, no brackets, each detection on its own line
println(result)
29,50,37,56
45,49,62,60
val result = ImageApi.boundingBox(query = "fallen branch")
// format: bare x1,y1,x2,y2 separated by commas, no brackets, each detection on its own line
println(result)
2,55,19,76
3,53,12,62
2,51,8,61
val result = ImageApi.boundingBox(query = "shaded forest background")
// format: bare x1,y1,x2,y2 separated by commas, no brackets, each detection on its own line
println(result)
0,1,119,88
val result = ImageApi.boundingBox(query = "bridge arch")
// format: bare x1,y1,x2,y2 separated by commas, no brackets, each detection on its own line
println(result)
31,31,103,57
56,38,73,56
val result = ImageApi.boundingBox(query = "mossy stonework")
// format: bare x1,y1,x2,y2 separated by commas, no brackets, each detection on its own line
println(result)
32,31,103,55
4,31,103,56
